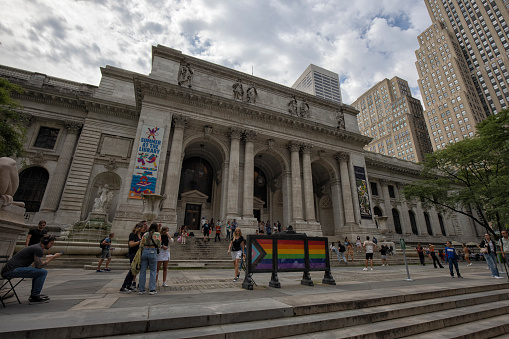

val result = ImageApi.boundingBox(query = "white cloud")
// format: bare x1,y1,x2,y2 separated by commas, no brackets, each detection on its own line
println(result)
0,0,431,104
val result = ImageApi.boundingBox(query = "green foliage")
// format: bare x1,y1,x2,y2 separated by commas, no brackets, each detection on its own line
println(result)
402,109,509,235
0,78,26,158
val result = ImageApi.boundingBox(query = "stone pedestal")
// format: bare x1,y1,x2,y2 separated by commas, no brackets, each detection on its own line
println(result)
0,201,29,258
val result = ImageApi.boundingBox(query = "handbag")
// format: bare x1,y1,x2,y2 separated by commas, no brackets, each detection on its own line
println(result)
480,247,488,254
177,236,182,243
130,249,142,275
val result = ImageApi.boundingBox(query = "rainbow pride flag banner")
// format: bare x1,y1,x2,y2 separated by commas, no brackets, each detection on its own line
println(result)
308,240,327,268
277,239,306,269
251,238,273,271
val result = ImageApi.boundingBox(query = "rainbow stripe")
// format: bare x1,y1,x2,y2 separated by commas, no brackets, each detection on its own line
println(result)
309,240,327,268
252,238,273,270
277,240,306,269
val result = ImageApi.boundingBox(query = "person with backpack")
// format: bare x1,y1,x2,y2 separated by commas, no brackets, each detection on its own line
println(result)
97,233,114,272
331,241,347,264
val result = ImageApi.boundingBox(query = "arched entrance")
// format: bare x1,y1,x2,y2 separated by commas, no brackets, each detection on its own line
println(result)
14,166,49,212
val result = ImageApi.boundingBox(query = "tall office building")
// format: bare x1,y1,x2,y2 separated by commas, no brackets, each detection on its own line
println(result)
352,77,433,162
416,0,509,150
292,64,342,104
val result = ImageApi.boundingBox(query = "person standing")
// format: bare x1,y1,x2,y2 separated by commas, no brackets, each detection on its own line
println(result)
498,230,509,265
1,235,62,304
478,233,504,279
346,242,354,262
226,220,231,240
97,233,114,272
119,223,143,293
335,242,348,264
445,241,462,278
362,236,377,271
139,222,161,295
227,228,245,282
25,220,48,247
157,226,172,287
356,236,362,253
231,219,238,234
202,219,210,241
277,221,281,233
462,243,472,266
379,245,388,266
428,244,444,268
214,221,221,242
416,243,426,266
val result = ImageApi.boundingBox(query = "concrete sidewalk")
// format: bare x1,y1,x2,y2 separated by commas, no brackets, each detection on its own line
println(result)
0,261,507,337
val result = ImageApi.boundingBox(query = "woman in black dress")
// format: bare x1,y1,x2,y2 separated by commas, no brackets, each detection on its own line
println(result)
119,222,143,293
227,228,245,282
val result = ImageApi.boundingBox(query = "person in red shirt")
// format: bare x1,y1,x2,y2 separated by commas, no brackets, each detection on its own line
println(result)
214,221,221,242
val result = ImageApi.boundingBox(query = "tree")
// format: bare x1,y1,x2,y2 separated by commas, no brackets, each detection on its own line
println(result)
0,78,26,158
402,109,509,236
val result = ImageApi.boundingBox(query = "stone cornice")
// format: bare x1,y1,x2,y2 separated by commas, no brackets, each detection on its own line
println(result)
133,75,371,147
100,66,139,82
364,154,422,177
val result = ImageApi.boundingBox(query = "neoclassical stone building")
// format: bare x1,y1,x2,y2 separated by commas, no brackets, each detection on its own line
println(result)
0,45,483,242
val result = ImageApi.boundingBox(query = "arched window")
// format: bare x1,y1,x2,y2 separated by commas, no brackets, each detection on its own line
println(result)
409,211,418,235
392,209,402,234
253,166,267,207
424,212,433,235
373,206,383,217
438,214,447,236
178,156,213,202
13,167,49,212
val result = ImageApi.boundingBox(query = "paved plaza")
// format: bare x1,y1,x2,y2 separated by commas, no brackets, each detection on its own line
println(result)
1,261,508,338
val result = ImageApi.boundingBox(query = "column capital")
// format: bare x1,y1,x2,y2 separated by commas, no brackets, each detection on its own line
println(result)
173,114,189,129
334,151,349,163
301,143,313,154
379,179,389,186
243,129,258,142
65,120,83,134
287,141,301,152
396,182,405,190
228,127,243,140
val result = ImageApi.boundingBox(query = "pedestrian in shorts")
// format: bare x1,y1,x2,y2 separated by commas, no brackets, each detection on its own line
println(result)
363,236,377,271
97,233,114,272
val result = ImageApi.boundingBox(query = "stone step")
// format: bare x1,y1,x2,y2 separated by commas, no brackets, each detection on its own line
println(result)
402,313,509,339
100,287,509,339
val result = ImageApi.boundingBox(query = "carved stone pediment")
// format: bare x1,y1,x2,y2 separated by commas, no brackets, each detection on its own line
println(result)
180,190,209,204
253,196,265,210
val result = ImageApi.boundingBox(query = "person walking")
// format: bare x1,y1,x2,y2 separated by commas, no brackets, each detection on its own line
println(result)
97,233,114,272
25,220,48,247
379,245,389,266
416,243,426,266
157,225,172,287
478,233,504,279
1,235,62,304
498,230,509,266
428,244,444,268
445,241,462,278
346,242,354,262
336,241,347,264
202,219,210,241
227,228,245,282
462,243,472,266
362,236,377,271
138,222,161,295
214,221,221,242
119,223,143,293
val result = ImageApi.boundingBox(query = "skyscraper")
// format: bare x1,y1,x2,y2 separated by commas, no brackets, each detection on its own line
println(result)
416,0,509,150
352,77,433,162
292,64,342,104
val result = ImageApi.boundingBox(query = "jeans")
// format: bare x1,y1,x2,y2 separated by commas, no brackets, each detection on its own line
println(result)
2,267,47,296
226,230,231,240
447,258,460,276
484,252,500,277
336,252,347,263
121,252,137,289
139,248,158,292
431,253,444,268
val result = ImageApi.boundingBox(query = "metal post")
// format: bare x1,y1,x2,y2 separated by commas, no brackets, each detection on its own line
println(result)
400,238,414,282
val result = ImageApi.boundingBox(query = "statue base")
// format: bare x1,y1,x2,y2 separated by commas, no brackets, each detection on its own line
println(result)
0,200,29,259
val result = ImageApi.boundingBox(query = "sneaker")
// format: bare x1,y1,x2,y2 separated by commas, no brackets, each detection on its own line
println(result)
233,278,238,282
370,268,373,271
363,267,368,271
149,290,158,295
162,282,169,287
382,264,385,267
96,270,103,272
37,294,50,300
119,287,131,293
451,274,455,277
468,263,473,266
139,291,146,295
28,295,50,304
494,276,505,279
104,268,111,272
458,275,463,278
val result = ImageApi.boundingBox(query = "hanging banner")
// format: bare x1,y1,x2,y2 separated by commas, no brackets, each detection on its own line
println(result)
354,166,372,219
129,124,164,199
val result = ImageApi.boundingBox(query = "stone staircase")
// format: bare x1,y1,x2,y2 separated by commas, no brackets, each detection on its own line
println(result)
94,281,509,338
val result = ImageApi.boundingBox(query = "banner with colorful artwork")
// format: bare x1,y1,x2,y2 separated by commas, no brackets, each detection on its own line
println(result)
354,166,372,219
129,124,164,199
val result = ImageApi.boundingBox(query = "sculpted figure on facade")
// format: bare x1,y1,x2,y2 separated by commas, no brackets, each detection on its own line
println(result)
246,83,258,103
288,95,298,115
0,157,24,207
300,98,310,117
92,184,114,213
336,108,345,130
177,61,194,88
232,79,244,101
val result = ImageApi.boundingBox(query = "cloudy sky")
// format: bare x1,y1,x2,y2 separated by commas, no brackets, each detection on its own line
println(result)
0,0,431,105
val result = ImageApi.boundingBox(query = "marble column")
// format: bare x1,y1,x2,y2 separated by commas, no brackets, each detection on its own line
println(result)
335,152,355,225
39,121,82,212
288,141,303,222
396,183,411,234
242,130,257,218
379,179,395,232
330,178,344,234
162,115,188,211
227,128,242,218
301,143,316,222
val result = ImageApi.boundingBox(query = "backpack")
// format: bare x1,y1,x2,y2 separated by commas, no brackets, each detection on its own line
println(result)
99,237,107,249
338,244,345,252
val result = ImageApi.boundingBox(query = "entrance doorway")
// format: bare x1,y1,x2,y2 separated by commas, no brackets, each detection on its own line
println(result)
185,203,201,230
253,209,261,222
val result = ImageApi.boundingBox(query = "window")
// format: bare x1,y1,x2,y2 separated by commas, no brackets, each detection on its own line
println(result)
409,211,418,235
438,214,447,236
34,127,59,149
424,212,433,235
370,182,378,196
12,167,49,212
388,185,395,199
